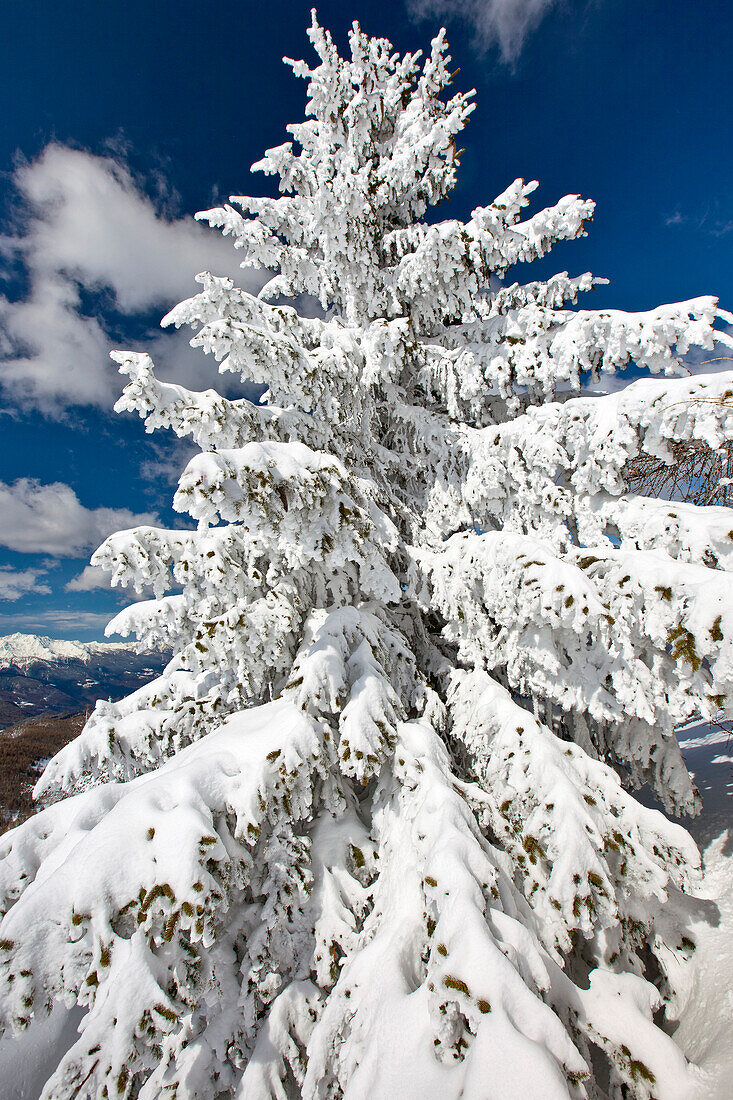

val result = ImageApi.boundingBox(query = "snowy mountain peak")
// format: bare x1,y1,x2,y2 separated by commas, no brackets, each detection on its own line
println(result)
0,632,135,670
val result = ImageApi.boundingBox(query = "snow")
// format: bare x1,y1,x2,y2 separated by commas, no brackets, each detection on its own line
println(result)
0,633,136,671
654,720,733,1100
674,836,733,1100
0,699,326,1097
0,1005,84,1100
2,714,731,1099
677,720,733,852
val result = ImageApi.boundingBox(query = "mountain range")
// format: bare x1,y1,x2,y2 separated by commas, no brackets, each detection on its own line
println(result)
0,632,167,729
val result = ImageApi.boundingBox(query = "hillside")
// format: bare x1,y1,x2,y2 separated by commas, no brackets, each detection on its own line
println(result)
0,632,166,729
0,712,86,834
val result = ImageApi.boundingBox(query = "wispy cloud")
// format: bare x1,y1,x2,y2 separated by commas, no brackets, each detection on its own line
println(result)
0,144,262,416
0,566,51,602
407,0,563,62
709,221,733,239
139,437,198,490
664,202,733,237
0,478,158,556
665,210,686,227
0,609,120,637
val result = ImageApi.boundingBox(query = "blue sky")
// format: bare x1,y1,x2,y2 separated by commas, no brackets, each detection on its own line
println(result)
1,0,732,639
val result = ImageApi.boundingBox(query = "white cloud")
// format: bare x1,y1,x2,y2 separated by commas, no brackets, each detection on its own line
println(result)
139,436,198,488
66,564,160,604
0,478,158,556
0,608,118,637
0,144,263,415
0,566,51,601
408,0,563,62
65,564,110,592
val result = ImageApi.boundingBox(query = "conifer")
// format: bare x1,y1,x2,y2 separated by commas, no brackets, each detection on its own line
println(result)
2,14,732,1098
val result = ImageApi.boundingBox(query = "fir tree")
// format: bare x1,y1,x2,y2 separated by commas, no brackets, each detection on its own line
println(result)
1,13,732,1098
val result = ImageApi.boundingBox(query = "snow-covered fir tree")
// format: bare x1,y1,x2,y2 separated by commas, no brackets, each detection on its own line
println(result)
2,13,733,1098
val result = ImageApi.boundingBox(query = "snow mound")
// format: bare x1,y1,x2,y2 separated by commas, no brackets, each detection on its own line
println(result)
674,836,733,1100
